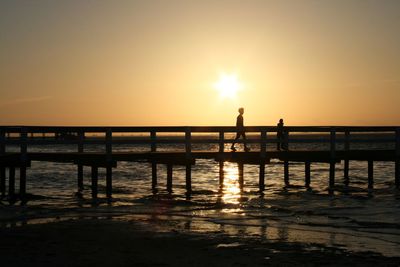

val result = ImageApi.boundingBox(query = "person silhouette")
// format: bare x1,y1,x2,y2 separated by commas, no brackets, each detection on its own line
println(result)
231,107,250,152
277,118,285,150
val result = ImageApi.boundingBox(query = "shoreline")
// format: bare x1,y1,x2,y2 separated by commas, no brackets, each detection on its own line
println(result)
1,218,399,266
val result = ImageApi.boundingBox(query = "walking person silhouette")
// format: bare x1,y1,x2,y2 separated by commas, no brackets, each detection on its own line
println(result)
231,107,250,152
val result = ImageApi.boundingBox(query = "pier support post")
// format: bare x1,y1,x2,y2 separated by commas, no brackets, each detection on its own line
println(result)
0,167,5,198
368,160,374,189
238,163,244,190
284,161,289,186
19,166,26,200
77,165,84,192
344,160,350,186
329,128,336,191
329,162,335,190
396,160,400,189
219,161,224,186
0,130,5,198
91,166,98,198
106,166,112,198
9,167,15,201
259,163,265,191
167,164,173,193
344,131,350,186
152,162,157,190
77,131,84,193
305,162,311,188
396,128,400,189
20,128,27,201
185,164,192,195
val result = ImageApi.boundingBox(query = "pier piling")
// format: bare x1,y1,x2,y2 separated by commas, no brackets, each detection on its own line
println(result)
259,163,265,191
344,131,350,186
185,164,192,194
19,167,26,199
106,166,112,198
78,131,84,192
238,163,244,190
329,162,335,189
167,164,173,193
284,161,289,186
152,162,157,190
9,167,15,200
396,128,400,189
368,160,374,189
91,166,98,198
305,161,311,188
0,167,5,197
77,165,84,192
219,161,224,186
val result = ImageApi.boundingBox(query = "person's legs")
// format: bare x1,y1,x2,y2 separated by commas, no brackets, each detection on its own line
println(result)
231,132,241,150
242,132,250,152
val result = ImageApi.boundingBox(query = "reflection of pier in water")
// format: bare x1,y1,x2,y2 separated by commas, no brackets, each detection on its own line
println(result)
0,126,399,202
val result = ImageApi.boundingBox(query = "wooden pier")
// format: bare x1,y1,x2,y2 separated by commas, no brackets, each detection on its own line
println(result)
0,126,399,201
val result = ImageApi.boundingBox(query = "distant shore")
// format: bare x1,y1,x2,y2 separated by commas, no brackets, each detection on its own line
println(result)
1,218,399,267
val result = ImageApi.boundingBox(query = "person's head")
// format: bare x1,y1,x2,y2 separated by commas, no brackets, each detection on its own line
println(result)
279,118,283,123
238,107,244,114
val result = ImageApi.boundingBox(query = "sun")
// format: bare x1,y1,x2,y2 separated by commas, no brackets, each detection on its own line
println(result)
213,73,242,99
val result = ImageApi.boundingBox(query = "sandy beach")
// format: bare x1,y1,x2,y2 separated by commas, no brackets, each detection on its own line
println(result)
1,218,399,267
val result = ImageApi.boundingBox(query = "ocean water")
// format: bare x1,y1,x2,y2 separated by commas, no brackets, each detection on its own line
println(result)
1,139,400,257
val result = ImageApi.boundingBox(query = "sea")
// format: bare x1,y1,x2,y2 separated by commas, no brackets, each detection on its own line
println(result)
1,136,400,257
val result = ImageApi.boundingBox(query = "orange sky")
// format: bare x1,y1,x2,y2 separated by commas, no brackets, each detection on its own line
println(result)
1,0,399,126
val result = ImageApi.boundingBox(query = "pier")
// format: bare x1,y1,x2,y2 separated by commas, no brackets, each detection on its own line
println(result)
0,126,399,201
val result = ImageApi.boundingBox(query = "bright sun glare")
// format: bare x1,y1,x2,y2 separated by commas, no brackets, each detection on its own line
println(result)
214,73,242,99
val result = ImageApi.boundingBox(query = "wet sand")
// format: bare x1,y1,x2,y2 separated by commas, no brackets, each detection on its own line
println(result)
1,218,399,267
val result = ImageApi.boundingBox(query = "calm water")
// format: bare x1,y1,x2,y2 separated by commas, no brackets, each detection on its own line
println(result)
1,140,400,257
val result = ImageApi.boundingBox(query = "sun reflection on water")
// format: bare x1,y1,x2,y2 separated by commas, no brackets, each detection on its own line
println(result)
220,162,242,208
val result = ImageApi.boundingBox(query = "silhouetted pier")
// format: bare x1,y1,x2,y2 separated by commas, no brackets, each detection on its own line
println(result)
1,126,399,201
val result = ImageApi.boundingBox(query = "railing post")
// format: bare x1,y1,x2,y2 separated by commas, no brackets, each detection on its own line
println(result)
219,131,224,153
0,129,5,198
185,127,192,194
20,127,28,199
106,128,112,198
344,130,350,186
77,131,84,192
329,128,336,190
395,128,400,188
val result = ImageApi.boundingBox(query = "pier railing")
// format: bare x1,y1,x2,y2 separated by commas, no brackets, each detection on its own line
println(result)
1,125,399,152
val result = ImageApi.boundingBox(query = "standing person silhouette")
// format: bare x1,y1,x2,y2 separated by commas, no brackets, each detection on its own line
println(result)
231,107,250,152
277,118,285,150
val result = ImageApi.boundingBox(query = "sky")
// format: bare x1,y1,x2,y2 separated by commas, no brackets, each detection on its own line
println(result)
1,0,399,126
